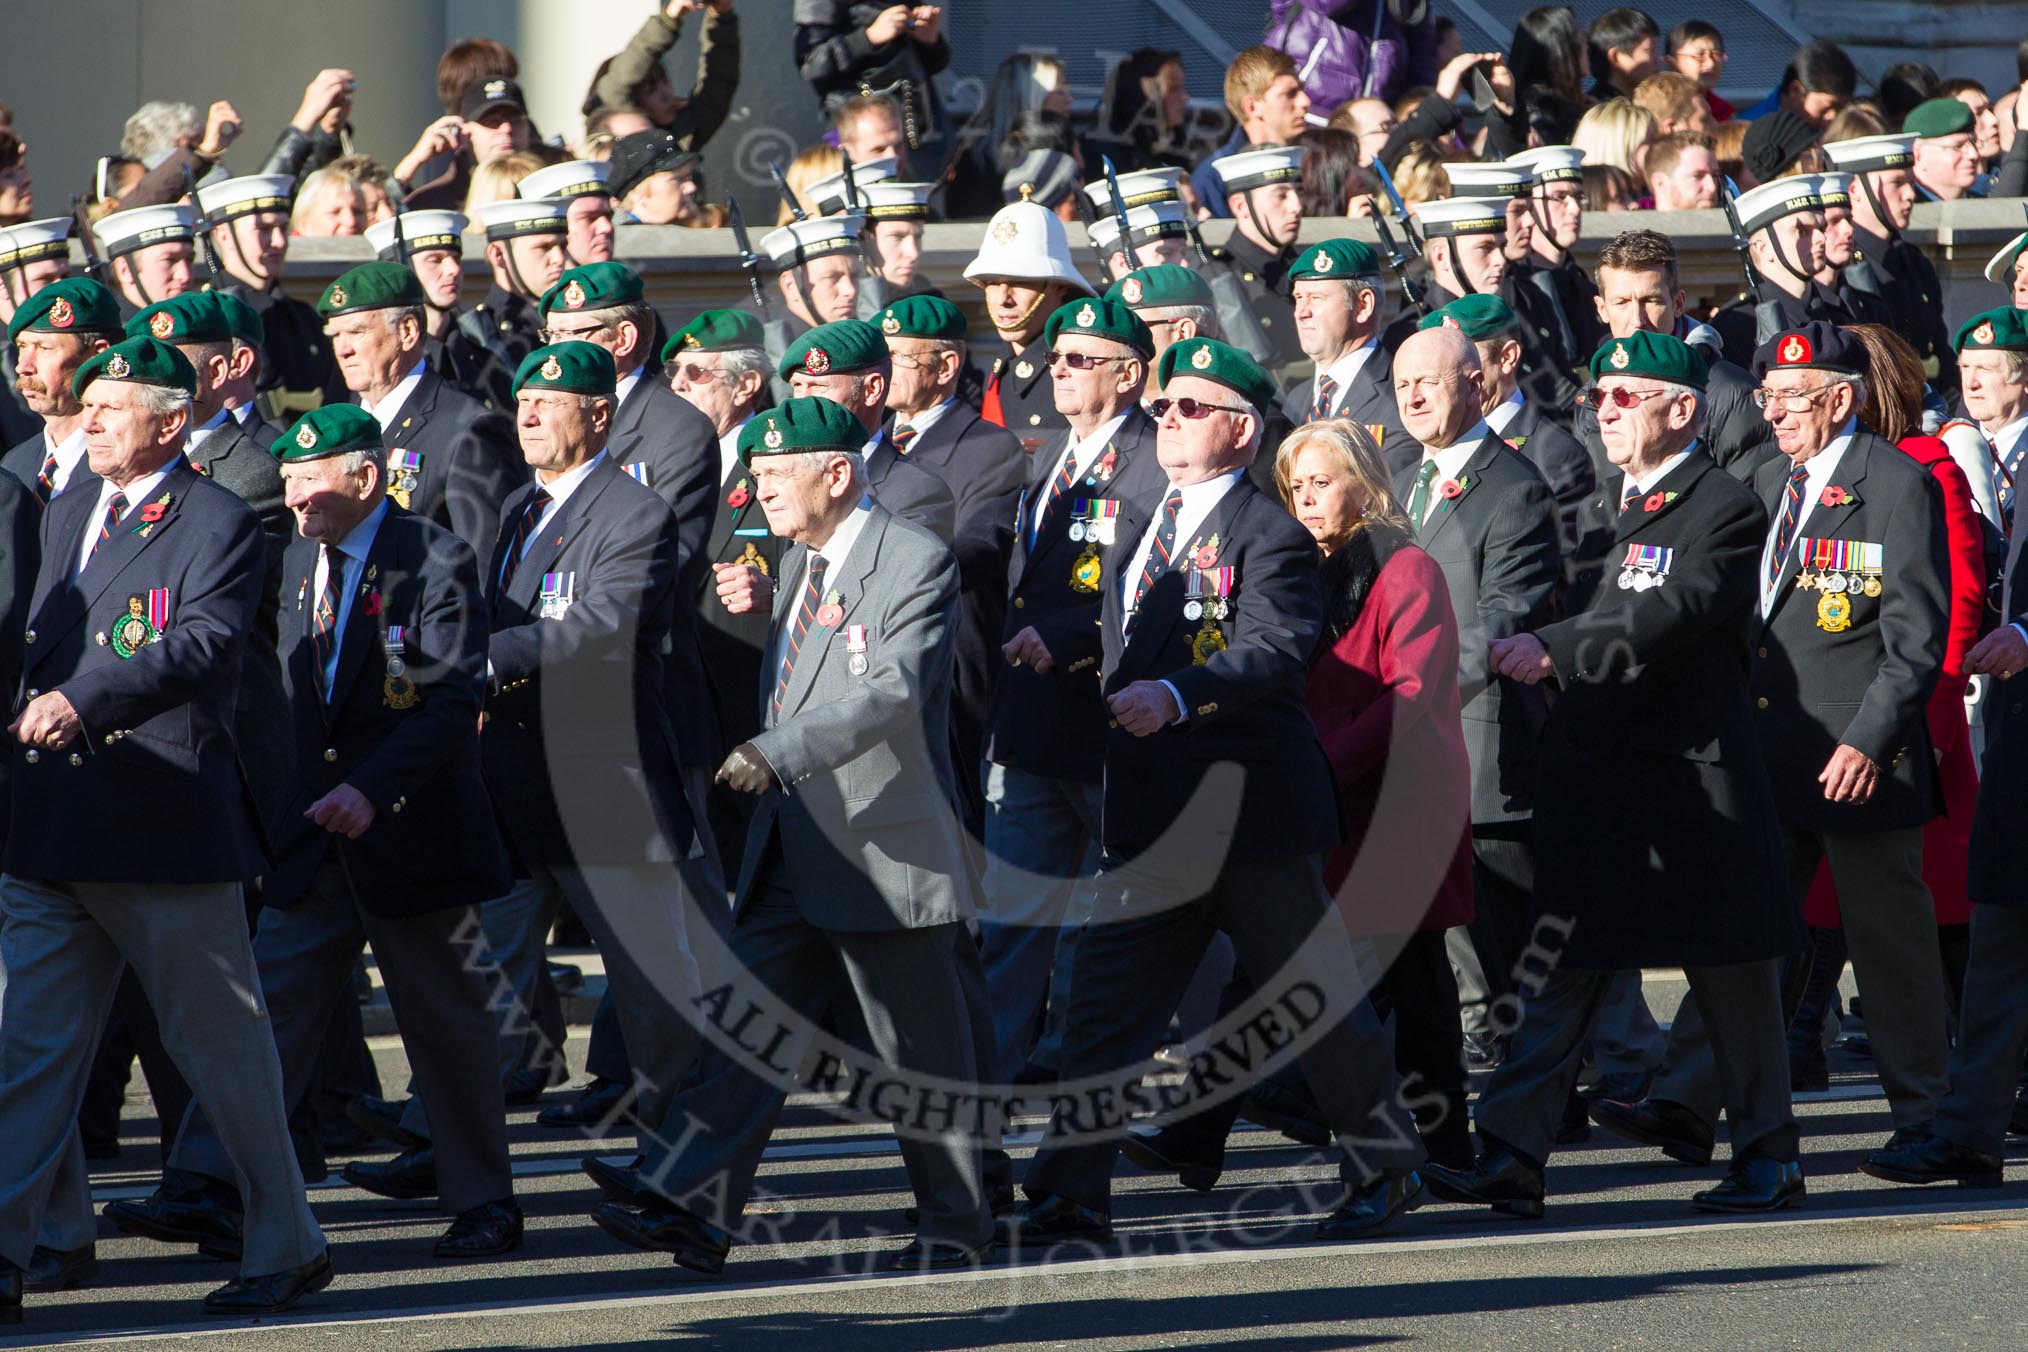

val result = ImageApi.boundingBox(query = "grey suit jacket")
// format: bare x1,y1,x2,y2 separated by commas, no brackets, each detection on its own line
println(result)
741,500,972,932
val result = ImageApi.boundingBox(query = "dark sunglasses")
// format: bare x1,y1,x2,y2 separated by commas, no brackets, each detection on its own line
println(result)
1149,396,1249,420
1044,350,1132,370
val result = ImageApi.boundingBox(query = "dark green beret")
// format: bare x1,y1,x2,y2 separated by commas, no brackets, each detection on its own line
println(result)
1290,238,1383,282
1954,306,2028,354
736,395,863,465
127,292,232,345
213,291,266,348
779,319,887,379
539,261,645,317
271,404,384,463
512,340,617,397
1590,329,1710,391
317,261,425,318
1419,293,1519,341
661,308,765,363
7,276,123,343
1156,337,1277,409
72,335,196,398
877,294,967,342
1041,295,1153,358
1106,264,1212,311
1904,97,1975,140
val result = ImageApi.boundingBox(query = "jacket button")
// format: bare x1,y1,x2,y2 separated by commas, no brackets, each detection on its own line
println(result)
68,753,83,766
23,749,37,764
323,748,338,762
1756,697,1769,709
1013,597,1025,608
390,800,403,814
95,632,108,646
104,734,114,746
24,689,36,698
22,629,33,643
1757,647,1768,658
1028,414,1041,425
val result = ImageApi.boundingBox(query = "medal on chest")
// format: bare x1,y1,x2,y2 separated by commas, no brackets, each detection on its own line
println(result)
1187,566,1235,663
736,540,770,576
1067,499,1118,594
388,449,423,510
538,570,575,620
110,589,170,659
383,624,420,709
845,623,869,676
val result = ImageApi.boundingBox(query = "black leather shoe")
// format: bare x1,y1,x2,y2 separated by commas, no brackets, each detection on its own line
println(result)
203,1251,333,1316
24,1244,97,1292
994,1193,1112,1248
1580,1070,1654,1103
1861,1130,2004,1189
345,1095,424,1150
538,1078,633,1131
1240,1080,1331,1147
1120,1124,1224,1192
436,1199,524,1258
1423,1149,1547,1219
1,1260,19,1325
1587,1096,1715,1165
1314,1169,1425,1238
504,1064,569,1106
903,1179,1018,1225
104,1189,243,1258
589,1200,730,1274
889,1237,996,1271
1691,1155,1806,1213
342,1146,437,1200
582,1154,650,1207
548,961,585,994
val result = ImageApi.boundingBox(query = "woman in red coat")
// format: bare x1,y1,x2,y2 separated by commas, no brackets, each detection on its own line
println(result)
1284,419,1477,1164
1791,325,1990,1083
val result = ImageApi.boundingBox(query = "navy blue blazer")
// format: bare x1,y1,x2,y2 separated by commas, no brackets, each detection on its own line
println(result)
379,365,528,552
1096,475,1341,863
984,405,1167,782
482,457,696,868
9,461,269,884
267,504,509,916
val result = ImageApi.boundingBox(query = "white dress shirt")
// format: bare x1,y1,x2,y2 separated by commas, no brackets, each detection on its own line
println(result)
311,499,390,696
366,358,428,431
1759,419,1857,616
185,406,233,455
38,426,89,492
898,396,958,443
1483,389,1526,436
1411,420,1492,526
76,467,173,576
1032,411,1129,546
773,494,874,685
1621,448,1693,501
1117,469,1244,724
1312,342,1379,417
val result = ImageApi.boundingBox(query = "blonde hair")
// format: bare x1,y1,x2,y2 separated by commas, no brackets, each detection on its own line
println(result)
1274,420,1409,551
464,150,544,216
1389,142,1452,207
1632,71,1705,129
289,166,365,235
778,144,844,225
1573,97,1657,188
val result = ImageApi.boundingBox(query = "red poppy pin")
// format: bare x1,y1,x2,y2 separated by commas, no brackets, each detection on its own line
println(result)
1643,491,1678,512
1440,478,1464,500
139,502,167,522
1819,485,1849,507
1191,534,1221,569
1091,448,1118,482
727,481,751,510
363,591,383,617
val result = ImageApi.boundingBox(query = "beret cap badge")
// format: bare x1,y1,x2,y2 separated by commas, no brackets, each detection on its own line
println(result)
880,313,900,334
149,311,176,340
296,423,318,449
1076,303,1096,327
1121,278,1142,303
329,285,348,308
805,346,831,375
106,354,130,379
540,354,564,380
1974,320,1996,345
763,420,783,449
49,299,73,328
1190,346,1213,369
563,279,587,310
1610,342,1630,369
1780,334,1808,363
1313,250,1334,273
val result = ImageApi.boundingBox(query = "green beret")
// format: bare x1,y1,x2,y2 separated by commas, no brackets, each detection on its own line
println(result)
1041,295,1153,358
1419,294,1519,340
539,261,644,318
661,308,765,363
1105,264,1212,311
1156,337,1277,409
877,294,967,343
127,292,231,345
1954,306,2028,354
1290,238,1383,282
1904,96,1975,140
1589,329,1710,391
512,340,617,397
213,291,266,348
736,395,863,465
271,404,384,463
72,335,197,399
779,319,887,379
7,277,123,343
317,261,425,318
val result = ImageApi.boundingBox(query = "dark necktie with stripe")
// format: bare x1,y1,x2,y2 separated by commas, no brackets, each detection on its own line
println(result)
1312,373,1338,422
498,488,552,593
89,492,128,561
35,449,58,504
1033,444,1082,543
1620,479,1640,511
1127,489,1184,632
1767,462,1811,590
771,554,830,723
314,543,342,698
891,424,918,454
